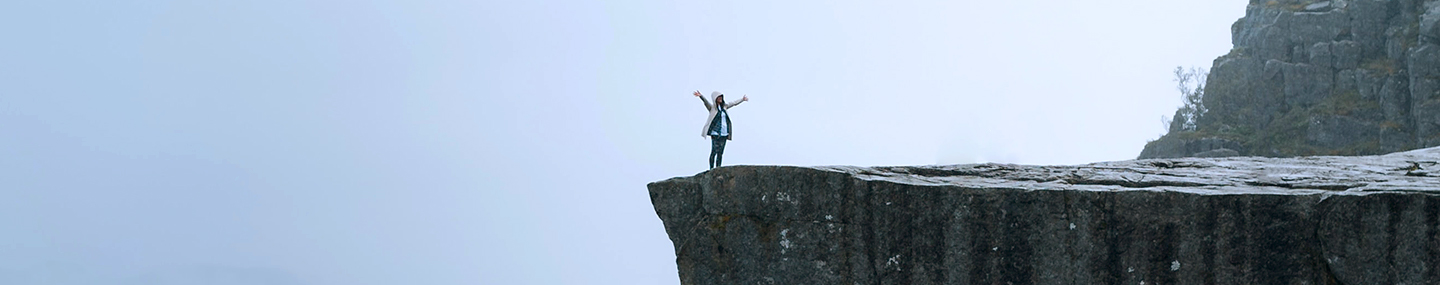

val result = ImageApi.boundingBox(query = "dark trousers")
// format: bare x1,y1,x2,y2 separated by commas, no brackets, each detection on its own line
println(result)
709,136,728,169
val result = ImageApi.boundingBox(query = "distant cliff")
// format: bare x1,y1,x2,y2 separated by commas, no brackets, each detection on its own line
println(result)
1141,0,1440,158
649,147,1440,284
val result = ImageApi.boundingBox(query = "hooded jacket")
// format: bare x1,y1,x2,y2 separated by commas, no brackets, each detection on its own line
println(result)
700,91,744,140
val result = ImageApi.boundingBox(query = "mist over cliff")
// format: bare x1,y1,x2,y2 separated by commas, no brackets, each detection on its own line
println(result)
649,1,1440,284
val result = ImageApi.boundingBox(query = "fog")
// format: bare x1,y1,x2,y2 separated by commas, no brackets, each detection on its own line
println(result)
0,0,1242,284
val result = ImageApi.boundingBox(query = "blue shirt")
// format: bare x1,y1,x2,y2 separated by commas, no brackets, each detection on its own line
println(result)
709,107,730,137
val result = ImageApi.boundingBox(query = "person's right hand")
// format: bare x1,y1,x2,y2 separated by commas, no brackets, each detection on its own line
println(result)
693,90,703,98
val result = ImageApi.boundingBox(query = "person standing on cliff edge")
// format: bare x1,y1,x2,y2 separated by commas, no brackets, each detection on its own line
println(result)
695,90,748,169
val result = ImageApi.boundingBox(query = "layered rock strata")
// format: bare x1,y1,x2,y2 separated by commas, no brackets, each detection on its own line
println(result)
1142,0,1440,158
650,147,1440,284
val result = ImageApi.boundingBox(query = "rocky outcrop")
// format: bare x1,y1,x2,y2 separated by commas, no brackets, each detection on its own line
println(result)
1139,137,1245,159
650,147,1440,284
1142,0,1440,158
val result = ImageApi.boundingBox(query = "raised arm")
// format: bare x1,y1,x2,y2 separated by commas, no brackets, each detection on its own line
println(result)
724,95,749,109
694,90,713,111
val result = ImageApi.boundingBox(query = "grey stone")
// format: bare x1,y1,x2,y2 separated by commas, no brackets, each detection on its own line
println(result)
1167,109,1186,134
1411,44,1440,104
1349,68,1385,99
1306,115,1407,151
1411,44,1440,147
651,147,1440,285
1141,0,1440,159
1414,100,1440,147
1137,137,1243,159
1192,148,1240,157
1200,56,1284,132
1263,58,1287,78
1331,40,1361,69
1309,41,1334,68
1282,62,1335,107
1233,6,1292,60
1348,0,1392,54
1386,26,1409,64
1280,9,1348,45
1138,136,1188,159
1422,2,1440,42
1337,68,1359,93
1292,46,1309,64
1382,75,1413,124
1188,137,1243,154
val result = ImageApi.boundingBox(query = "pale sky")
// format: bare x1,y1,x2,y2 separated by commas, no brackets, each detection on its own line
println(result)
0,1,1243,284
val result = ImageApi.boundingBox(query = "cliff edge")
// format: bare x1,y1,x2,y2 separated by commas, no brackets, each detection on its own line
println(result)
649,147,1440,284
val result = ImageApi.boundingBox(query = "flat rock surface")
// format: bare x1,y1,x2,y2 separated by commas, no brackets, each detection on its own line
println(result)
649,147,1440,284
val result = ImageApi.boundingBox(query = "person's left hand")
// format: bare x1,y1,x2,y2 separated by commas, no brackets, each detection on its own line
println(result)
741,95,749,102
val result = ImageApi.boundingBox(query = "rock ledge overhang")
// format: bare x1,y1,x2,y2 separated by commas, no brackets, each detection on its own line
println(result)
649,147,1440,285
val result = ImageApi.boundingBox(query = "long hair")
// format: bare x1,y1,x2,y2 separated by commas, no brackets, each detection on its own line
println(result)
714,95,725,108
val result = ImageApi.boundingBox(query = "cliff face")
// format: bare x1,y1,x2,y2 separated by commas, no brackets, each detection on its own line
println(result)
1141,0,1440,158
649,147,1440,284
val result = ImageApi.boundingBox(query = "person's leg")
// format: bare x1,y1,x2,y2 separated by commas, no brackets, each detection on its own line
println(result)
709,137,721,169
713,137,727,168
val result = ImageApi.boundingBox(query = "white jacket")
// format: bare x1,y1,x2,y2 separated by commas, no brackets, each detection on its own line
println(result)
700,91,744,140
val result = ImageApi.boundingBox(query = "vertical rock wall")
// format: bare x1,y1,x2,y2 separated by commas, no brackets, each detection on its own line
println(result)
1142,0,1440,158
652,148,1440,284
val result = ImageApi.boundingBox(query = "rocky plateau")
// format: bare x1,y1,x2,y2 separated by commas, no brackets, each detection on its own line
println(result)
650,147,1440,284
